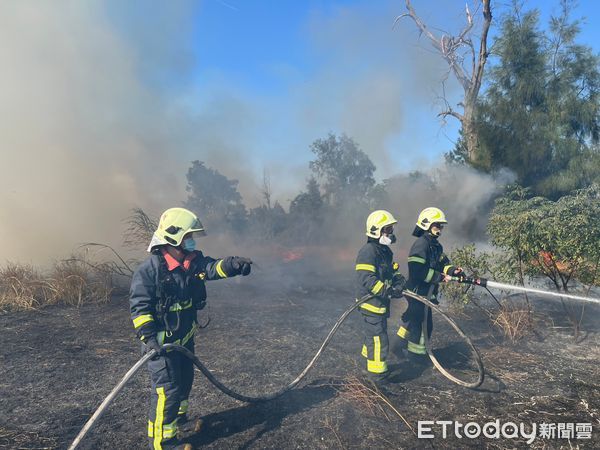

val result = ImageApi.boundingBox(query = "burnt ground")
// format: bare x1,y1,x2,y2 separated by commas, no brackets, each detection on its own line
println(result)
1,264,599,450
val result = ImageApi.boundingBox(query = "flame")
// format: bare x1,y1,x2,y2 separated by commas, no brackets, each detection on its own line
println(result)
538,251,569,272
281,248,305,262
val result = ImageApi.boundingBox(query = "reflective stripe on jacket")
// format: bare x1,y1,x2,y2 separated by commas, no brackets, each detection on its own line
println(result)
130,250,230,344
405,234,456,298
355,240,395,316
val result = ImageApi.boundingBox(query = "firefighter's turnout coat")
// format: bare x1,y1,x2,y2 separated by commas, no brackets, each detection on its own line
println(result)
397,232,457,355
130,248,240,449
355,239,400,374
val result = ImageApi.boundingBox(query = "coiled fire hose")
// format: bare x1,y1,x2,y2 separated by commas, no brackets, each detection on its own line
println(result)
68,290,484,449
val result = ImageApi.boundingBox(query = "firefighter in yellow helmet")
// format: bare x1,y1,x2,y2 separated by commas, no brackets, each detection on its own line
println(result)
396,207,463,363
355,210,406,383
130,207,253,449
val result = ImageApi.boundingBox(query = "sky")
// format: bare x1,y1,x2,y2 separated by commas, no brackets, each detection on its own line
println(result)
0,0,599,262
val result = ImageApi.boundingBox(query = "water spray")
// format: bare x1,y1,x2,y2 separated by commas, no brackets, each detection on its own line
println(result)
452,277,600,305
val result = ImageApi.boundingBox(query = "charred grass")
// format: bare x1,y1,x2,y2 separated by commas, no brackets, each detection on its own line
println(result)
0,268,598,449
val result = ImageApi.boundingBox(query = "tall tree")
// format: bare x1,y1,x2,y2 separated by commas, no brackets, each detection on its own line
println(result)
289,177,323,217
184,160,247,232
473,1,600,198
309,133,376,208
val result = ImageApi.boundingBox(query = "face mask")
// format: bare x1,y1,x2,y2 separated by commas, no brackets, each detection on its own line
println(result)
379,234,396,246
181,237,196,252
430,223,444,237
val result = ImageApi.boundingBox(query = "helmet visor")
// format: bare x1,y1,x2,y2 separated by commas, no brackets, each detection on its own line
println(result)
382,225,395,235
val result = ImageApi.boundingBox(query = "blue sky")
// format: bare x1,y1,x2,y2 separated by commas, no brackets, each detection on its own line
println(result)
133,0,600,201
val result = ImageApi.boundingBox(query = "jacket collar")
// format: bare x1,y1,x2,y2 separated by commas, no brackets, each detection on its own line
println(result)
160,247,197,271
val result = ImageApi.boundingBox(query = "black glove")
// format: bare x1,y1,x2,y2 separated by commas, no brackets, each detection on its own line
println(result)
195,298,207,310
389,286,404,298
231,256,252,276
393,273,406,290
142,336,164,357
453,268,468,282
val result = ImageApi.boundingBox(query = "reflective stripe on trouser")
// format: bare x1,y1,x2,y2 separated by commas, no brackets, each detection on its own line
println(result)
146,339,195,449
361,314,389,374
398,297,433,355
178,399,189,416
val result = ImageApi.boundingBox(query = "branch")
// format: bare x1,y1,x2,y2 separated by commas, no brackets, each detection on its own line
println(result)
438,110,464,121
470,0,492,99
78,243,134,276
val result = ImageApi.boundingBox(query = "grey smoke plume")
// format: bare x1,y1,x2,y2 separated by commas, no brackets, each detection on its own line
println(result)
382,164,516,251
0,1,201,263
0,0,490,266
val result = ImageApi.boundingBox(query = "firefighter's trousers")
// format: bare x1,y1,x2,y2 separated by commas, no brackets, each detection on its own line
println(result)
397,297,433,355
361,313,389,375
145,339,194,449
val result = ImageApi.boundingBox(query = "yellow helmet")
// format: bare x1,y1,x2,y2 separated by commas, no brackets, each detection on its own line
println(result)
365,210,398,238
147,207,206,251
416,207,447,231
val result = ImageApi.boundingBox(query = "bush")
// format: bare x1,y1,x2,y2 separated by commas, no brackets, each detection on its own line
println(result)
440,243,513,313
488,184,600,340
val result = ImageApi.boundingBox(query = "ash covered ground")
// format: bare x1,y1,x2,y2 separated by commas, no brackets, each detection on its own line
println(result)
1,262,598,449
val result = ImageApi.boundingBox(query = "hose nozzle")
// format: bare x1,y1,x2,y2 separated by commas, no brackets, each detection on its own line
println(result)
450,276,487,287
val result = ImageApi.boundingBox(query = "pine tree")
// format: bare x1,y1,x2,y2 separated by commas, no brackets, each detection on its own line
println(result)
473,1,600,198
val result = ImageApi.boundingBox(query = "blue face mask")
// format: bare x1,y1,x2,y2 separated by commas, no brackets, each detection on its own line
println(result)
182,237,196,252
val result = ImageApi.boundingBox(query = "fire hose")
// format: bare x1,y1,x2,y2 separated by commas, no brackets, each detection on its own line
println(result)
69,276,600,448
68,290,485,449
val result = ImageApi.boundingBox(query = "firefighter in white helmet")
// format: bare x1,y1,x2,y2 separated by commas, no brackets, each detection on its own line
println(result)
130,207,252,449
395,207,463,363
355,210,406,383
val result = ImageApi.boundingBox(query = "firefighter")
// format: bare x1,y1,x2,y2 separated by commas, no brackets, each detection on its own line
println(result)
355,210,406,382
130,207,252,450
396,207,463,362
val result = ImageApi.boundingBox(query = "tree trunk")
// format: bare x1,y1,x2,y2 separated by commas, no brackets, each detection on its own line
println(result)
398,0,492,163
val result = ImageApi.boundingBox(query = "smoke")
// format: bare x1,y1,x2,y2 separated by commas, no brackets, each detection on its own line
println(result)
0,0,493,267
0,1,199,263
383,164,516,251
0,1,264,264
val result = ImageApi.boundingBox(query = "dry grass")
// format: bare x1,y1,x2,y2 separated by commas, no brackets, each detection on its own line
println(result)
0,259,114,312
0,263,53,310
123,207,157,249
50,259,113,306
492,300,534,342
328,375,415,434
320,417,346,450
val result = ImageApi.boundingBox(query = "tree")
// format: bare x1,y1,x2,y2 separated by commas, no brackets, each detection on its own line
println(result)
488,184,600,339
247,201,288,241
473,1,600,198
309,133,376,208
184,160,247,233
397,0,492,163
287,177,325,243
289,177,323,217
